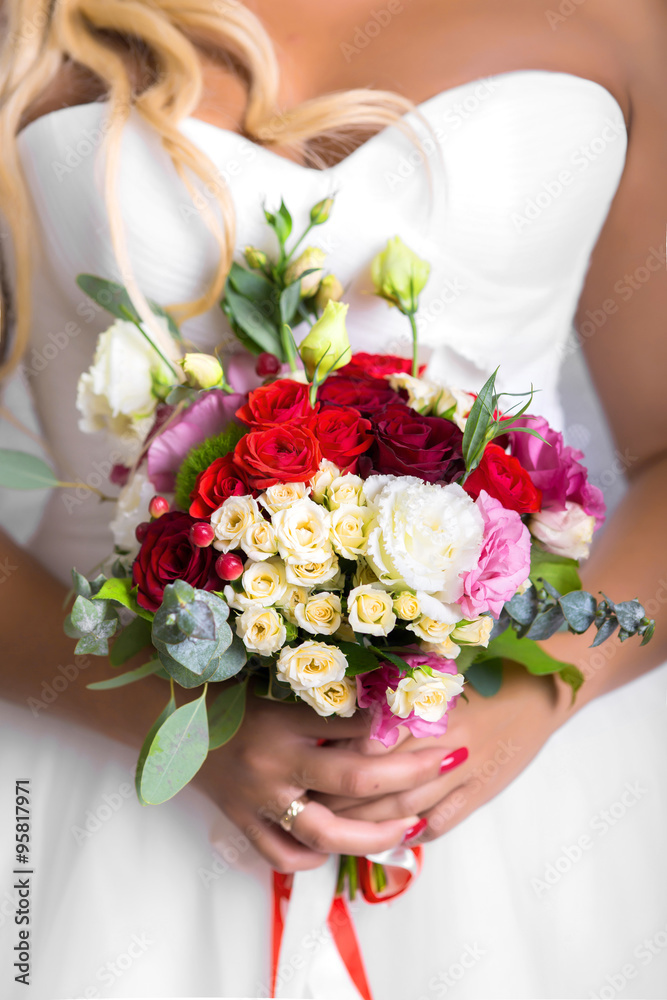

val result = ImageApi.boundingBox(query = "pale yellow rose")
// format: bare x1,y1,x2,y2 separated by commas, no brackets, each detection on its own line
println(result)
309,460,341,504
387,668,464,722
451,616,493,648
286,554,340,587
276,640,348,692
393,591,421,621
407,616,460,657
211,496,262,552
295,592,342,636
259,482,310,514
240,520,279,561
353,560,381,589
235,607,286,655
272,498,332,563
347,585,396,637
326,474,366,510
224,558,287,609
329,505,371,560
278,584,312,625
299,677,357,717
388,373,439,414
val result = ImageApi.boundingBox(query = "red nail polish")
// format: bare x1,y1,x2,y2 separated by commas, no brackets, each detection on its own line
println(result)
440,747,468,774
402,817,427,843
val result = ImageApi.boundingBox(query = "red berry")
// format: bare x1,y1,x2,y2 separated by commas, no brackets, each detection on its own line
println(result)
148,495,170,518
215,552,244,581
190,522,215,547
135,521,150,543
255,352,281,378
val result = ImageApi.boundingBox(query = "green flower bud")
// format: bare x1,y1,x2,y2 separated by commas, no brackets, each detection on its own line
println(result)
179,352,224,389
310,197,335,226
284,246,326,298
299,301,351,380
244,246,268,269
371,236,431,313
315,274,344,311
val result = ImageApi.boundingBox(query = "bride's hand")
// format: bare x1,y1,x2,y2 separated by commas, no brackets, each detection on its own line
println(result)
194,686,452,871
314,662,572,842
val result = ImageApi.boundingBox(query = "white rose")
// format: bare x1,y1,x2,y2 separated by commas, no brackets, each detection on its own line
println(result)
451,616,493,648
364,477,484,605
393,591,421,621
295,592,342,636
388,372,440,413
276,640,348,692
347,585,397,637
211,496,262,551
109,469,156,555
329,505,371,560
272,498,332,563
286,554,340,587
387,668,465,722
259,482,310,514
309,459,341,503
235,607,286,655
327,475,366,510
240,519,279,561
278,584,312,624
225,558,287,609
529,503,596,561
299,677,357,717
448,389,477,431
352,560,382,589
407,617,461,657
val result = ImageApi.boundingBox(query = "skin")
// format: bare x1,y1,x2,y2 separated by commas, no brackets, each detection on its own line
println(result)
6,0,667,871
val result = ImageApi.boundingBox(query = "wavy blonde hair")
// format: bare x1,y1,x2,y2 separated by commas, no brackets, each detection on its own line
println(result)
0,0,419,379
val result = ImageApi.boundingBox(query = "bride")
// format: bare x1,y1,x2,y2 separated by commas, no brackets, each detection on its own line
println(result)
1,1,666,997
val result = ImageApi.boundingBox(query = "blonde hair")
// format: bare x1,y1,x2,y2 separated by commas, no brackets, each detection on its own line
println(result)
0,0,418,379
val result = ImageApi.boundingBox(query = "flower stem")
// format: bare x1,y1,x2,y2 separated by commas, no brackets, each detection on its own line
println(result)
408,311,419,377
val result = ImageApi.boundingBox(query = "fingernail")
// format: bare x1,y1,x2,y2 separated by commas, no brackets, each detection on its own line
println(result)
402,817,427,843
440,747,468,774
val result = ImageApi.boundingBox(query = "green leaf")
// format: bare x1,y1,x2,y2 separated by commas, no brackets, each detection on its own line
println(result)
135,693,176,805
274,199,293,245
74,633,114,657
530,545,582,596
280,281,302,325
464,659,503,697
110,615,154,667
558,663,585,703
71,569,92,599
224,287,282,356
228,262,275,300
87,659,161,690
71,595,108,633
558,591,597,633
337,641,380,676
204,633,247,683
461,369,498,474
0,450,59,490
138,691,209,804
484,627,574,676
208,679,248,749
76,274,180,338
94,578,154,621
368,647,413,674
524,606,566,641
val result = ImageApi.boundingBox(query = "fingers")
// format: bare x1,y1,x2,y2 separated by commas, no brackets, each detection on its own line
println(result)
296,745,451,798
288,799,420,856
250,699,371,741
222,801,331,873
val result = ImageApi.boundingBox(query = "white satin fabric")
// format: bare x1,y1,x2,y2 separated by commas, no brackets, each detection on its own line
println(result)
2,69,666,999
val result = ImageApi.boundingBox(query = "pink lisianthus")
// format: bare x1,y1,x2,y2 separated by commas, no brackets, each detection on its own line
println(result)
147,390,245,493
509,416,605,528
459,490,531,619
356,651,462,747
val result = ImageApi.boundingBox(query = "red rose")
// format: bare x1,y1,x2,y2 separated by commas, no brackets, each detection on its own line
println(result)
189,455,251,519
236,379,317,428
366,403,465,483
315,406,374,471
132,512,219,611
318,374,399,417
233,425,322,489
463,443,542,514
340,353,426,379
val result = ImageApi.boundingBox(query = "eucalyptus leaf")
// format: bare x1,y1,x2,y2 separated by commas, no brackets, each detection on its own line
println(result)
525,605,566,641
558,591,597,633
204,634,247,683
0,450,59,490
87,659,161,690
208,679,248,749
591,617,619,647
505,587,537,626
138,692,209,804
71,569,92,599
464,659,503,697
613,599,646,634
74,633,114,657
110,615,154,667
135,692,177,805
71,595,108,634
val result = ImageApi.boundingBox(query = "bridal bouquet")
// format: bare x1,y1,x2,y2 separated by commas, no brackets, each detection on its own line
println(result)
0,197,654,825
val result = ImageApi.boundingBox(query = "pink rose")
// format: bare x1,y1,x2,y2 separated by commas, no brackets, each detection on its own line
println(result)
147,390,246,493
356,651,461,747
509,416,605,528
459,490,531,619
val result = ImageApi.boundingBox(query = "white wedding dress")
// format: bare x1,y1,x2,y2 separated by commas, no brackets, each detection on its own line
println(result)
2,70,667,1000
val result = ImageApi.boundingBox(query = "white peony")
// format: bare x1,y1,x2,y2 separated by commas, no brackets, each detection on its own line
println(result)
299,677,357,717
109,468,156,556
364,476,484,606
276,640,348,692
529,502,596,561
387,668,465,722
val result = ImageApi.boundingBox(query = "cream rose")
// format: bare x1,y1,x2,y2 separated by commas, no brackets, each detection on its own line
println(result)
393,591,421,621
529,502,596,561
448,389,477,431
299,677,357,717
451,616,493,648
309,460,341,504
235,607,286,655
364,477,484,606
352,560,381,589
259,482,310,514
240,519,279,561
327,475,366,510
387,668,464,722
388,372,440,414
295,592,342,636
278,584,312,625
276,640,348,692
211,496,262,552
272,498,332,563
329,505,371,560
407,617,460,657
224,558,287,609
347,585,397,637
286,554,340,587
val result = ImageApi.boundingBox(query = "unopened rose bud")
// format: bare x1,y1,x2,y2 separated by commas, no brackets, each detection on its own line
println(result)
135,521,150,543
255,352,281,378
179,352,224,390
216,552,244,581
310,197,334,226
315,274,344,311
299,300,351,380
190,522,216,547
371,236,431,314
148,496,169,518
244,246,268,269
285,247,326,298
